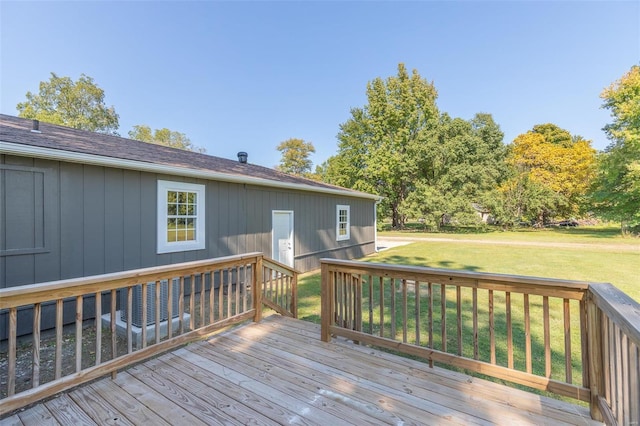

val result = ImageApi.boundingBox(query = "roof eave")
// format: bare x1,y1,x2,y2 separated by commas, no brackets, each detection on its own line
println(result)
0,141,381,201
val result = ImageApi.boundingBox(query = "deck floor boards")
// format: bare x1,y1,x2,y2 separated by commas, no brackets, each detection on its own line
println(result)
2,315,601,425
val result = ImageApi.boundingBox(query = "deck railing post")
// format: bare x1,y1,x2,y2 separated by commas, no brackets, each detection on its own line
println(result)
354,275,362,333
291,272,298,319
253,257,263,323
320,261,332,342
586,291,604,422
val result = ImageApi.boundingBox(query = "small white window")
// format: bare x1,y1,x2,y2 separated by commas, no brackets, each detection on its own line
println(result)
336,205,350,241
157,180,205,254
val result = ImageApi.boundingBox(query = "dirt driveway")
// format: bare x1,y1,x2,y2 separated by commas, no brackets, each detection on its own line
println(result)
376,235,640,253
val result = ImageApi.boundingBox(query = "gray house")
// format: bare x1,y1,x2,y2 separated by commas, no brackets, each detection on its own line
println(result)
0,114,379,292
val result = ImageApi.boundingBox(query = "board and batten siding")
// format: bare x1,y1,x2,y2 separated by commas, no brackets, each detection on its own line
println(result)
1,152,376,287
245,186,376,272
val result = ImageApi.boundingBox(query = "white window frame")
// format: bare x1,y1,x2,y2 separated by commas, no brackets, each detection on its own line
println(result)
157,180,206,254
336,204,350,241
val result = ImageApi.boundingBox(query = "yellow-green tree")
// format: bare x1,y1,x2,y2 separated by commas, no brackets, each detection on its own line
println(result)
17,72,119,135
591,65,640,233
276,138,316,176
503,125,596,225
128,125,205,153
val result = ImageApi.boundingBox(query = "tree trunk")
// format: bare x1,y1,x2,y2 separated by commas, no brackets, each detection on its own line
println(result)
391,204,404,229
391,185,407,230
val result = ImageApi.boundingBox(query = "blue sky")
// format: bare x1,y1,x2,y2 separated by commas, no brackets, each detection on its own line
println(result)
1,1,638,169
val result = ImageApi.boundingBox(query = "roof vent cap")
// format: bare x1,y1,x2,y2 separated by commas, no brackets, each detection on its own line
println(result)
31,119,41,133
237,152,248,164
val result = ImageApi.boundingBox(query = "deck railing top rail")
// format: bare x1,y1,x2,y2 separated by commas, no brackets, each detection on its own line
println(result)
0,252,264,310
263,257,301,277
323,258,594,292
588,282,640,348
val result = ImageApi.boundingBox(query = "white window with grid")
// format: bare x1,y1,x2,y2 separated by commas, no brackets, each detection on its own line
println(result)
157,180,205,253
336,204,350,241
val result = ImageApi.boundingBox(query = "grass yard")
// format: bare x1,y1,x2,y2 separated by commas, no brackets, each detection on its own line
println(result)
298,227,639,323
294,228,638,402
370,241,639,300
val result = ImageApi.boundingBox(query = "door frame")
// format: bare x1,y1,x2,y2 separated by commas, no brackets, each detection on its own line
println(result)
271,210,294,268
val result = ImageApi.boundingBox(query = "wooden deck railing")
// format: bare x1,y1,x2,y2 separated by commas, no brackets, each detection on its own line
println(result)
0,252,298,415
320,258,640,425
587,283,640,425
262,258,298,319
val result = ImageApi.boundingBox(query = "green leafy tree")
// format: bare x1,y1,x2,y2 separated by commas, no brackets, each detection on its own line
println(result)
591,65,640,233
531,123,573,147
483,170,561,229
17,72,119,135
402,113,508,229
327,63,440,228
325,64,508,229
276,138,316,176
128,125,205,153
303,163,327,182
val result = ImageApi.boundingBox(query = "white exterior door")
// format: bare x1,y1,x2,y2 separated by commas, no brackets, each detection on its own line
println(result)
272,210,294,268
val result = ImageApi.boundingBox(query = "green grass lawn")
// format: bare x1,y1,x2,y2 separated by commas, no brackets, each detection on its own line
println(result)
295,227,638,402
297,242,638,325
298,227,639,324
369,241,639,299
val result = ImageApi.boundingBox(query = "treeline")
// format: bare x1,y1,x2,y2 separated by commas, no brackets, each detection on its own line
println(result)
312,64,638,233
18,67,639,233
16,72,205,152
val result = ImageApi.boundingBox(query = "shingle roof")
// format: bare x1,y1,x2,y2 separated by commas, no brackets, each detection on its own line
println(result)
0,114,372,198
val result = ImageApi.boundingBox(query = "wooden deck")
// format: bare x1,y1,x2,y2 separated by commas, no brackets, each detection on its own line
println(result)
2,315,600,425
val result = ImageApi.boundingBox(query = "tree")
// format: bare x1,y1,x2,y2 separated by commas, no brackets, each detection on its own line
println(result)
531,123,572,147
304,163,327,182
17,72,119,135
275,138,315,176
503,125,596,226
483,170,561,229
327,63,440,228
402,113,508,229
591,65,640,233
128,125,205,153
325,64,508,229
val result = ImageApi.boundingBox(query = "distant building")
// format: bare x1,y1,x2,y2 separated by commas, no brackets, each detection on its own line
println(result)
472,203,494,224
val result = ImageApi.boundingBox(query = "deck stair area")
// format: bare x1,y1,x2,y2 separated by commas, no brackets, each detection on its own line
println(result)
1,315,599,425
